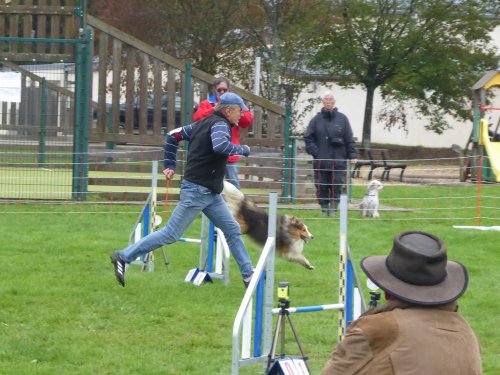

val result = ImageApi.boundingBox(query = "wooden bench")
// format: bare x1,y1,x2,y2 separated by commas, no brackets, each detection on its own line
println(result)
352,148,407,181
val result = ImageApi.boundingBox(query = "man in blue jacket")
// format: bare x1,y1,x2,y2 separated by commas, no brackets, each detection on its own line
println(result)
304,91,357,216
110,93,254,288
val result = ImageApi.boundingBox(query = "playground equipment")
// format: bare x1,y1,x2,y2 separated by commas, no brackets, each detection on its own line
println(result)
462,70,500,182
231,192,367,375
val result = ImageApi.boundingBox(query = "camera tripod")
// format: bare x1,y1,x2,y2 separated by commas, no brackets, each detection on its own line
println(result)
266,300,310,374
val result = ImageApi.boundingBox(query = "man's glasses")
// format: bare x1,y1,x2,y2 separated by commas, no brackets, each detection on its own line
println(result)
216,88,228,93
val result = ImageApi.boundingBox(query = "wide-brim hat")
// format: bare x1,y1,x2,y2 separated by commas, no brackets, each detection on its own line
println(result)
361,231,468,306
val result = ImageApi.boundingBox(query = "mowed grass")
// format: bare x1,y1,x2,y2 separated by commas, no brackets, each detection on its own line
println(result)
0,183,499,374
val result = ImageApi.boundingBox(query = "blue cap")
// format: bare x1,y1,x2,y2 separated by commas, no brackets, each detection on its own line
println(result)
219,92,249,111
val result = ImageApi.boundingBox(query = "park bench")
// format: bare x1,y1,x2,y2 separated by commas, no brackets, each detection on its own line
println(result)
352,148,407,181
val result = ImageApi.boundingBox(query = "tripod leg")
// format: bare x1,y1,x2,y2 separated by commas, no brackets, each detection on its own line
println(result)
286,314,311,373
267,313,283,371
161,247,169,266
280,311,286,358
141,253,149,272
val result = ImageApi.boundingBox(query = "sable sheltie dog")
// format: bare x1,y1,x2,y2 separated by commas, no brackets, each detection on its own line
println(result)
360,179,383,218
222,181,314,270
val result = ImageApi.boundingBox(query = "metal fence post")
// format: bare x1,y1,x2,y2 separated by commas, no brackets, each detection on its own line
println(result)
72,26,92,200
38,78,47,167
282,103,292,202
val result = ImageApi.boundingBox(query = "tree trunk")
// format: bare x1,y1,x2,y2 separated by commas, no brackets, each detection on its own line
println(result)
361,85,376,148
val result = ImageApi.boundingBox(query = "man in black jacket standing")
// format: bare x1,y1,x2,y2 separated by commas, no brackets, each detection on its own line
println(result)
304,91,357,216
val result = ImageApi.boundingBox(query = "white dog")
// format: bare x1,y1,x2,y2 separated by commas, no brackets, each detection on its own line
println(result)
360,180,383,218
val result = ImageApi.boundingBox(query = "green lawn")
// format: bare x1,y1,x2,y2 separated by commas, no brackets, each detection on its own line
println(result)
0,184,499,374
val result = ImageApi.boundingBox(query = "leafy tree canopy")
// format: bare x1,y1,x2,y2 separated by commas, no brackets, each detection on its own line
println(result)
309,0,499,146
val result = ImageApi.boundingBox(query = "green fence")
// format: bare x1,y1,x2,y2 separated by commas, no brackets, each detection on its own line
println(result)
0,63,75,199
0,0,92,200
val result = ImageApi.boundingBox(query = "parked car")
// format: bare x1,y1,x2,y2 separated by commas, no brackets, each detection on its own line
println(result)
93,92,197,132
119,92,182,130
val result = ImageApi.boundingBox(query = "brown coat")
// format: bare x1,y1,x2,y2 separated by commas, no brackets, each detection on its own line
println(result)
320,299,482,375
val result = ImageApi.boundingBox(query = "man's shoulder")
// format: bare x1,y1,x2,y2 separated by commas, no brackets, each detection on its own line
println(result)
335,110,349,119
308,112,322,124
353,309,399,343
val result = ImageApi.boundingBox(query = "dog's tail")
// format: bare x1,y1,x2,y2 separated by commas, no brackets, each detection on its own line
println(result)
222,180,244,215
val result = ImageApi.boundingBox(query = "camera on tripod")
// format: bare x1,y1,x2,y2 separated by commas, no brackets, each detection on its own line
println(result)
369,291,381,307
267,281,310,375
277,281,290,308
366,278,381,308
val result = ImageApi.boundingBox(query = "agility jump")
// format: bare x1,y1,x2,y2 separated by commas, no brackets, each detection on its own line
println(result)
231,192,366,375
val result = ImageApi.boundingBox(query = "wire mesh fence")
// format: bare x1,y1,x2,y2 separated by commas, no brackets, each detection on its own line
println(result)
0,62,76,199
1,149,498,227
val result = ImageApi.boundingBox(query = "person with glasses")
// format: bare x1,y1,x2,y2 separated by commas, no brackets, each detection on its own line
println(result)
193,77,253,189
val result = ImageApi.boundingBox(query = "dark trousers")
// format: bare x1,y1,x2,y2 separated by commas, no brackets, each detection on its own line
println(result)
313,164,346,208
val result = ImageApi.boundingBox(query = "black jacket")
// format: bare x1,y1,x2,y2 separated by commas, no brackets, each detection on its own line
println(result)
304,107,357,169
183,113,229,193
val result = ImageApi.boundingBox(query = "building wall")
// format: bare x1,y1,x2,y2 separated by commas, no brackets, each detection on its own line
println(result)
295,26,500,149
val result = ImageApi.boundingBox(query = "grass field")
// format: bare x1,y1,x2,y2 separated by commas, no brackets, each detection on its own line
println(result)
0,183,499,374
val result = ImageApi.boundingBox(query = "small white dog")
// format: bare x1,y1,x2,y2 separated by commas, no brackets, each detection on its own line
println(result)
360,180,383,218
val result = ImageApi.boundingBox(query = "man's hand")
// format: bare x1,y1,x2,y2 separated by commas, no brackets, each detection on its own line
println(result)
350,159,358,165
242,145,250,157
163,168,174,180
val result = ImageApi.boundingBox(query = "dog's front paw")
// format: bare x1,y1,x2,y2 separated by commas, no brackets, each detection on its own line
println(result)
305,264,315,270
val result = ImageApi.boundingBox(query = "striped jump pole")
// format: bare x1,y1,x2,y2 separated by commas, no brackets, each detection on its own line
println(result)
337,193,349,341
271,304,344,315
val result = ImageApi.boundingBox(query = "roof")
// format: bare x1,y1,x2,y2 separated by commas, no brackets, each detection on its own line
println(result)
472,70,500,91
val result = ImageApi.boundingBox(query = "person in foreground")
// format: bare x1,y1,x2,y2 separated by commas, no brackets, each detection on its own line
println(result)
320,230,482,375
304,91,357,216
110,92,254,288
193,76,253,189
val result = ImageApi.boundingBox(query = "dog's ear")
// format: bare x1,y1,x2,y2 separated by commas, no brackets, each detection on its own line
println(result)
291,216,310,233
288,216,301,227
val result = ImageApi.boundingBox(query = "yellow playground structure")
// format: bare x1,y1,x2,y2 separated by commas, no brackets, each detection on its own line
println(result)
469,70,500,183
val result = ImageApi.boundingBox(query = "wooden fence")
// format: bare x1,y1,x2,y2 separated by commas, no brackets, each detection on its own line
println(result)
0,0,80,63
87,15,287,149
0,6,290,201
85,145,287,202
0,67,75,144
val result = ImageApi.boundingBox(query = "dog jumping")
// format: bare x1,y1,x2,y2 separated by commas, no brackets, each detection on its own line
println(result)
360,179,383,218
222,181,314,270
